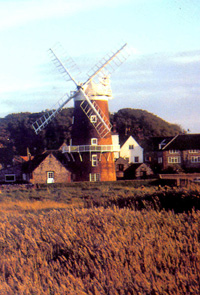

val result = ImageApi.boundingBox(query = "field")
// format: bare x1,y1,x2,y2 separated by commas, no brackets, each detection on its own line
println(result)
0,181,199,295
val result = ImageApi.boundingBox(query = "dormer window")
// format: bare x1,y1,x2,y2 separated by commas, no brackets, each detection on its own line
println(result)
169,150,179,154
90,115,97,123
91,138,98,145
189,150,199,153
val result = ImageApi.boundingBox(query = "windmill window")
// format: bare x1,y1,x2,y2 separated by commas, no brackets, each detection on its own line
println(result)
89,173,100,182
90,115,97,123
92,154,98,166
91,138,98,145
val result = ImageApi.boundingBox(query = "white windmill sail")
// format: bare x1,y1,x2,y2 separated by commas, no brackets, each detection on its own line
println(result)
32,93,75,135
48,43,81,85
32,43,129,136
85,43,129,85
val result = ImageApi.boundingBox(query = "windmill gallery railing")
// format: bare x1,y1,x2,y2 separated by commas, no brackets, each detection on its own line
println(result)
62,145,120,153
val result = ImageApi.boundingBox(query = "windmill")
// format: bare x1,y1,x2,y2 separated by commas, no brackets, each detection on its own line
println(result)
32,43,129,182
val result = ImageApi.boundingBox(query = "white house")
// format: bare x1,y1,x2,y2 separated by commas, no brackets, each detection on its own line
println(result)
120,136,143,164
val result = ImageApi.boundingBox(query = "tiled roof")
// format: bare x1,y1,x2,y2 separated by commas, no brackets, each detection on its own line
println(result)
162,134,200,150
142,136,174,151
22,151,70,173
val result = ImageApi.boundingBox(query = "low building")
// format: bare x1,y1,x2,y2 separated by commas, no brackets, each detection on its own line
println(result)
124,163,154,179
0,164,22,183
22,151,72,184
0,150,72,184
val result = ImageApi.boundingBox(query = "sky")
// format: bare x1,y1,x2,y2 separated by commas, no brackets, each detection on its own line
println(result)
1,0,200,132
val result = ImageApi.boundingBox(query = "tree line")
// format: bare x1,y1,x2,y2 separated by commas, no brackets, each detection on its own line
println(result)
0,108,182,161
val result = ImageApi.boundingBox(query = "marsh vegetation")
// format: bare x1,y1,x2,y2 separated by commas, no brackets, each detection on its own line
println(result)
0,181,199,294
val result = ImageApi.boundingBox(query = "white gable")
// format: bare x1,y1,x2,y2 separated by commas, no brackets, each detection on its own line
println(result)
120,136,143,163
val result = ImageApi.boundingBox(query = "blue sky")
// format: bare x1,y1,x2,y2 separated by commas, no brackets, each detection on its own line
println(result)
1,0,200,132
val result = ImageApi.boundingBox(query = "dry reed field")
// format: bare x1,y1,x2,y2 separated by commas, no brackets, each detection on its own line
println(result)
0,182,199,294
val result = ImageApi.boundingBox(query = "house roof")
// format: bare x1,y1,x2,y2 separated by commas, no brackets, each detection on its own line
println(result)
22,150,71,173
120,135,142,148
142,136,174,152
162,134,200,151
124,163,150,173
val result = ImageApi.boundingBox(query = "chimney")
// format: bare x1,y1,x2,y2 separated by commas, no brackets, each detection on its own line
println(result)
27,147,31,161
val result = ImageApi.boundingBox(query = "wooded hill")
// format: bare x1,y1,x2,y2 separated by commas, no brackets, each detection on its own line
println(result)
0,108,182,160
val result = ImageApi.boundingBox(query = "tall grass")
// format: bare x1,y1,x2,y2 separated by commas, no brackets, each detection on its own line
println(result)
0,183,199,294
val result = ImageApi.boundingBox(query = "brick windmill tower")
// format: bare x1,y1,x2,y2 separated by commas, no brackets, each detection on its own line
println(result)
32,43,129,182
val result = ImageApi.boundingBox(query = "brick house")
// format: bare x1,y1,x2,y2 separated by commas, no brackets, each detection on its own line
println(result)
143,136,174,173
144,134,200,173
22,151,72,184
161,134,200,172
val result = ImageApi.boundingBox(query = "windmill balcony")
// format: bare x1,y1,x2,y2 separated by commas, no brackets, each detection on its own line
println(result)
62,144,120,153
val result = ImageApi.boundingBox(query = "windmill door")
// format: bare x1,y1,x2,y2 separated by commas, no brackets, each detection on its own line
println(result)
47,171,54,183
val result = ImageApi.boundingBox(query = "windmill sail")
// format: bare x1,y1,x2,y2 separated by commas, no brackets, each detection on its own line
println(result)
32,43,129,136
79,88,112,138
32,93,74,134
48,43,81,86
85,43,129,85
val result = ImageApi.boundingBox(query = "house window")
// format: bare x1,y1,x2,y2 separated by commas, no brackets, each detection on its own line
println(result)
191,156,200,163
91,138,98,145
145,156,151,162
158,157,163,164
91,154,98,166
129,145,134,149
168,157,181,163
118,164,124,171
169,150,179,154
90,115,97,123
89,173,100,182
5,174,16,182
189,150,199,153
134,156,139,163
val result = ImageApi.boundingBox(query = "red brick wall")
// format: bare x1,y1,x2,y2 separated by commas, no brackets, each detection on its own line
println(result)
30,154,71,184
69,152,116,182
